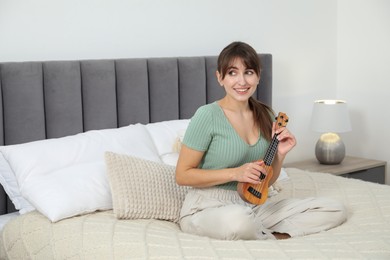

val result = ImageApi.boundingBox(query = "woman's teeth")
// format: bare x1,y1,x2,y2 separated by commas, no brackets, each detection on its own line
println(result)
235,88,249,93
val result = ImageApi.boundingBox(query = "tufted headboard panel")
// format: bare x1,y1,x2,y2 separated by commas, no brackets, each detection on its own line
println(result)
0,54,272,214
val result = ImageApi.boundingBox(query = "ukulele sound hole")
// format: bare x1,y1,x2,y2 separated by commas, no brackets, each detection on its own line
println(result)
247,187,262,199
260,173,266,180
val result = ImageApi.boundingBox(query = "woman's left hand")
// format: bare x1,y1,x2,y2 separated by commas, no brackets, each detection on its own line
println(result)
272,122,297,157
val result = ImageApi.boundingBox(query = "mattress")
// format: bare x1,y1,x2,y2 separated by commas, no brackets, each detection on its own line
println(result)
1,168,390,259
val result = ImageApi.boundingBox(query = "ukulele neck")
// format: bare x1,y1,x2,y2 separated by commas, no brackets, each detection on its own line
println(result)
263,134,279,166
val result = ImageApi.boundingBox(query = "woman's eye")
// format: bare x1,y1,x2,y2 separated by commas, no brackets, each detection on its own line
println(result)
246,70,254,75
228,70,237,76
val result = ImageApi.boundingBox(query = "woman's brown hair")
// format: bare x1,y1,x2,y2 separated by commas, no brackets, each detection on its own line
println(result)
217,41,274,141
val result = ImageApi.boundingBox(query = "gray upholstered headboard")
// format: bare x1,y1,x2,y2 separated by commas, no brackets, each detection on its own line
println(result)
0,54,272,214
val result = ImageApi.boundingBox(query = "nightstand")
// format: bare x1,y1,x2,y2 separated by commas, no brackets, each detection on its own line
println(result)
283,156,386,184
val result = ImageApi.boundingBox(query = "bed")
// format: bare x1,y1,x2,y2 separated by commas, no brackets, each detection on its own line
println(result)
0,54,389,259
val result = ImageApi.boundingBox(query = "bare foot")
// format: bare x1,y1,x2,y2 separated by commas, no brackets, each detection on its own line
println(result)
273,232,291,240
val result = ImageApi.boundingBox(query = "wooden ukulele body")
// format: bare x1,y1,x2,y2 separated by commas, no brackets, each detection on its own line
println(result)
237,162,273,205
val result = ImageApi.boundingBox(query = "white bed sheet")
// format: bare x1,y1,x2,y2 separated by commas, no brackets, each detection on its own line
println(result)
1,168,390,259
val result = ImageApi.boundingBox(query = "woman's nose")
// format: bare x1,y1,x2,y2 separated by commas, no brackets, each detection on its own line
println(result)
237,73,246,85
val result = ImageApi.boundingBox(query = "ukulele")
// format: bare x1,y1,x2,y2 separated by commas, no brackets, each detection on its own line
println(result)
237,112,289,205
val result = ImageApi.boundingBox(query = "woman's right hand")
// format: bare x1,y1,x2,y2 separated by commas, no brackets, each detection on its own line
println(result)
234,161,266,184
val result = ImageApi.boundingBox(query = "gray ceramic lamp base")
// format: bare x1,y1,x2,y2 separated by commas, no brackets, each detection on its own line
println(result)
315,133,346,165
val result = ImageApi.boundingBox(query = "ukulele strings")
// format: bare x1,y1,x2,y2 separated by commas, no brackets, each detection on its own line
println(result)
264,134,280,166
255,134,280,196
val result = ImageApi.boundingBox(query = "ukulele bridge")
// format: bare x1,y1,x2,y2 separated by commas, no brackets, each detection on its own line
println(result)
247,186,262,199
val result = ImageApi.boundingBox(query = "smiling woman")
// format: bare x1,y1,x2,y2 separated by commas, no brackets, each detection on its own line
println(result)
175,41,346,241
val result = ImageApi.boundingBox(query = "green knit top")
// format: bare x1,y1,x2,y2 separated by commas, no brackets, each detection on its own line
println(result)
182,101,270,190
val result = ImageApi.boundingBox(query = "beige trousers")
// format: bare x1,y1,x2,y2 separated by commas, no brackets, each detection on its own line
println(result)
179,187,347,240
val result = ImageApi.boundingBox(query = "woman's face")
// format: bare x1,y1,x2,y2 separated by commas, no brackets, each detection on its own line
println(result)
216,58,260,103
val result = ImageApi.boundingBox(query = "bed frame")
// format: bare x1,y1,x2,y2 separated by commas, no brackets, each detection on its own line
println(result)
0,54,272,215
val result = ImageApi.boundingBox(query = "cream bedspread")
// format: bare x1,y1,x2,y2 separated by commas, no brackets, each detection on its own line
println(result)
1,168,390,259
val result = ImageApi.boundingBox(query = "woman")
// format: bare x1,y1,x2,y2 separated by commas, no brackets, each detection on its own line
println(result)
176,41,346,240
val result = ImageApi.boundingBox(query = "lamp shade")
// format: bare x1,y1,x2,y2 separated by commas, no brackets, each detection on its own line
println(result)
310,100,352,133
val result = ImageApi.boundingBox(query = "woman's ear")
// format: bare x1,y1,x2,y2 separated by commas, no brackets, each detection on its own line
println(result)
216,71,223,87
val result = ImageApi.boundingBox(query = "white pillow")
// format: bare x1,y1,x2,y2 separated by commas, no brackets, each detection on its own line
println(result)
0,123,161,218
160,153,180,166
145,119,189,162
0,152,34,213
2,124,161,189
21,162,111,222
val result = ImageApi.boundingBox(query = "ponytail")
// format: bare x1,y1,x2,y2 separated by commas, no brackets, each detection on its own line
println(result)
248,97,274,141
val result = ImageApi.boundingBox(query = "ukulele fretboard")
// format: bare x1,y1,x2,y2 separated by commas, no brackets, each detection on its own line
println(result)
263,135,279,166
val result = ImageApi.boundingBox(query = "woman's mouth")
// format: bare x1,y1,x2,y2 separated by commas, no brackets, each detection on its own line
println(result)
234,87,250,94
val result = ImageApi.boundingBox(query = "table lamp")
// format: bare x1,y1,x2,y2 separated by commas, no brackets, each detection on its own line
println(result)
310,100,352,164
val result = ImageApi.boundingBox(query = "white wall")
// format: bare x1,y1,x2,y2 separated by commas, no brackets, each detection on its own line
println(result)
0,0,388,183
337,0,390,183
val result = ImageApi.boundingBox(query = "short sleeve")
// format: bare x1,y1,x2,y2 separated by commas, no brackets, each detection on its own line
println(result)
182,105,213,152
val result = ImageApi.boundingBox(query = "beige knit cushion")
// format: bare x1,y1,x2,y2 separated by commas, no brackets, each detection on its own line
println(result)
105,151,189,223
